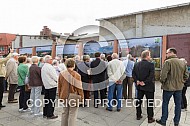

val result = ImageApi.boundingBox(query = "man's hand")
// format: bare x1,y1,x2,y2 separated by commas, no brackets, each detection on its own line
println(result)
137,81,145,86
116,80,122,84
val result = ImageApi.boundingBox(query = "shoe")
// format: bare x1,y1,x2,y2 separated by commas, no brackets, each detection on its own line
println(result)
117,109,121,112
148,118,155,123
18,108,23,112
106,107,112,111
47,115,58,119
156,119,166,126
23,108,31,112
0,105,6,108
14,99,17,100
34,112,43,116
174,124,179,126
136,115,143,120
8,100,18,103
43,115,47,118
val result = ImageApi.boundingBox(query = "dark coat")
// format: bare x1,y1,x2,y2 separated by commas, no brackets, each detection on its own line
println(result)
185,73,190,87
77,61,91,83
132,59,155,92
29,64,43,87
90,58,107,83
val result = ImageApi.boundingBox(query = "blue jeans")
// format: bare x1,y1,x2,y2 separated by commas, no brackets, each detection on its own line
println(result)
107,83,123,110
161,90,182,124
30,86,42,114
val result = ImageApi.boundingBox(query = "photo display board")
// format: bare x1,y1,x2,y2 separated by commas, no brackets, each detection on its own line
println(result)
36,46,52,57
119,37,162,68
84,41,113,57
19,48,32,54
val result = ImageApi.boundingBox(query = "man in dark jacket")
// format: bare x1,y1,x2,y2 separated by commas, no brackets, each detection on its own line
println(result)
156,48,189,126
132,50,155,123
77,55,91,107
91,52,107,108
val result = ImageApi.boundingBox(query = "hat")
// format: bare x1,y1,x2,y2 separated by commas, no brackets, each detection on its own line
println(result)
12,52,20,56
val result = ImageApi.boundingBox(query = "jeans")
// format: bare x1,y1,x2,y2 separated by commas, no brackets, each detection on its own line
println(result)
19,85,30,109
161,90,182,124
30,86,42,114
107,82,123,110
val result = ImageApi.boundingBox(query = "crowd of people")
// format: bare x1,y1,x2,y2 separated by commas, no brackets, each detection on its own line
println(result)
0,48,189,126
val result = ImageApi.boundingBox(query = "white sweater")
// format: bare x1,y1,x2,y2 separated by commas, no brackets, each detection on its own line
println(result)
41,63,58,89
107,59,126,82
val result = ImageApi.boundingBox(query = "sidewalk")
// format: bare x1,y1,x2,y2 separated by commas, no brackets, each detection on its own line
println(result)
0,81,190,126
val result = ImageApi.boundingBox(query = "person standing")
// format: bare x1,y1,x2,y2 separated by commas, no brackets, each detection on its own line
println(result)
0,50,13,109
17,56,30,112
106,53,126,112
29,56,43,116
41,55,58,119
91,52,107,108
156,48,189,126
58,58,84,126
122,54,134,99
132,50,155,123
5,52,20,103
77,55,91,107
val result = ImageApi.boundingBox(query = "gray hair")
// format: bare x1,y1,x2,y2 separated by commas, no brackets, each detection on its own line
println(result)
111,53,119,59
44,55,52,63
31,56,39,63
100,54,105,60
127,54,133,60
74,55,80,61
82,55,90,61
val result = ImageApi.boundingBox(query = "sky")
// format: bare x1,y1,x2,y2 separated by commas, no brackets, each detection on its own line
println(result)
1,0,190,35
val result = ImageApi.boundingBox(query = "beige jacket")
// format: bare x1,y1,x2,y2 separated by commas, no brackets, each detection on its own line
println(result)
58,69,84,101
0,53,12,77
5,58,18,84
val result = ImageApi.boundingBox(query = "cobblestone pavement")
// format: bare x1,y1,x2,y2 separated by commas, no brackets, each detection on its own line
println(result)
0,81,190,126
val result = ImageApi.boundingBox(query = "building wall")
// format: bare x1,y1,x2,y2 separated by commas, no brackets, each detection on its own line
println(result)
99,5,190,40
12,36,53,48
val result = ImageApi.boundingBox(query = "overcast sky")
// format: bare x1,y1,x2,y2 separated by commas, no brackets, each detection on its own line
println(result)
1,0,190,35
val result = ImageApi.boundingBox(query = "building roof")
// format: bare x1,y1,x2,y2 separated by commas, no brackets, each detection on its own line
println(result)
0,33,16,46
97,2,190,21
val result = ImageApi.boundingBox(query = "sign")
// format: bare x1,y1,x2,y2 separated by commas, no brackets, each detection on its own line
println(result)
119,37,162,68
56,45,64,55
19,48,32,54
36,46,52,57
63,44,78,54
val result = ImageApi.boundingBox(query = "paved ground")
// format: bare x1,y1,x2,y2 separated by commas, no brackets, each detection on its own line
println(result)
0,81,190,126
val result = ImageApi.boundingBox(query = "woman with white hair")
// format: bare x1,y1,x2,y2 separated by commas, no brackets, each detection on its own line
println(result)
29,56,43,116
